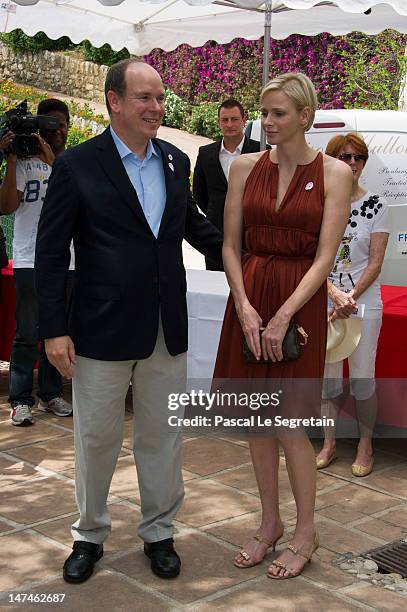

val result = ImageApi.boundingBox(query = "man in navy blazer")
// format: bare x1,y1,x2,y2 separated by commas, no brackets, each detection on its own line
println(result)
35,60,223,584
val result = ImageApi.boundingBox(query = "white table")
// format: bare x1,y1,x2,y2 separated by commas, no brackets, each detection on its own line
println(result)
186,269,229,384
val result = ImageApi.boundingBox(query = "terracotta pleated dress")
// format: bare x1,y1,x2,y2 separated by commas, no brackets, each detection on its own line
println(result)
213,151,327,382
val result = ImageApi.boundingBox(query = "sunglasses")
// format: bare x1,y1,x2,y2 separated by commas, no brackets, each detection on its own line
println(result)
338,153,366,163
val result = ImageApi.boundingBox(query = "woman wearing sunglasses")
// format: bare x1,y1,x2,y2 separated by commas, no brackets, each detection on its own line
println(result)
316,133,389,477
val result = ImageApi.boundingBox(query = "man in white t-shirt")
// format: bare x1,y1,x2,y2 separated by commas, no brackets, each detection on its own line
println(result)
0,99,73,426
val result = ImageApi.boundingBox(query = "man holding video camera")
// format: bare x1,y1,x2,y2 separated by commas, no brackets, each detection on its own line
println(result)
0,98,73,426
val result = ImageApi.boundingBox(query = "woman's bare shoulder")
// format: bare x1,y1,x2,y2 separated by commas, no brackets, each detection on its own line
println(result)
237,150,264,164
322,153,353,185
230,151,264,180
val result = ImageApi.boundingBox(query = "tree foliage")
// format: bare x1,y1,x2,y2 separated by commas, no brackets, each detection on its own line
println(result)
0,29,73,53
0,30,129,66
342,31,407,110
80,40,130,66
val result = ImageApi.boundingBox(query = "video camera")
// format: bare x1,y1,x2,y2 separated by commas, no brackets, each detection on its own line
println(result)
0,100,58,158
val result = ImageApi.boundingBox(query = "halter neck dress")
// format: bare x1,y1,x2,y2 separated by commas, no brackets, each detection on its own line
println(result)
213,150,327,381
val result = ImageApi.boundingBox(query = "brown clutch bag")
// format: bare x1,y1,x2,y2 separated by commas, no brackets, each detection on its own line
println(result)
243,324,308,363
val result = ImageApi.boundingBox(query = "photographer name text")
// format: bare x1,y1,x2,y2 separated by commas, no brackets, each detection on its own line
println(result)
168,415,334,429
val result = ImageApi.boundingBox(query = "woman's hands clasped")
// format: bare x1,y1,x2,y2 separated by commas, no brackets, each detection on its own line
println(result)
262,314,290,362
237,300,290,363
329,286,357,321
237,299,263,361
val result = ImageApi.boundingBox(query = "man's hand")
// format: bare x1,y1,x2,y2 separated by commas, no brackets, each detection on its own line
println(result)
0,130,15,157
45,336,76,379
34,134,55,166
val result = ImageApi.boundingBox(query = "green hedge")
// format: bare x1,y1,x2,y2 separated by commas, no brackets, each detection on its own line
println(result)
0,30,129,67
0,29,74,54
0,214,13,259
162,90,188,130
80,40,130,66
187,102,221,140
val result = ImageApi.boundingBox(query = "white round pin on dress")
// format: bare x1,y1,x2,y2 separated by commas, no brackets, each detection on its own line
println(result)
305,181,314,191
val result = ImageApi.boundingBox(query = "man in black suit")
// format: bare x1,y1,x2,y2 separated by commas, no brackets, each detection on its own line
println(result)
35,60,222,584
193,98,260,270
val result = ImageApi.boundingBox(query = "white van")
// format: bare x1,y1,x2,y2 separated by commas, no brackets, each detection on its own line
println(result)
246,109,407,286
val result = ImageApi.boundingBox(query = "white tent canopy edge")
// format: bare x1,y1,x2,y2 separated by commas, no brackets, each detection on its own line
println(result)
1,1,406,54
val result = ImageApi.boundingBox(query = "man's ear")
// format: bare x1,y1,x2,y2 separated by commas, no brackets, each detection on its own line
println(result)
107,90,121,114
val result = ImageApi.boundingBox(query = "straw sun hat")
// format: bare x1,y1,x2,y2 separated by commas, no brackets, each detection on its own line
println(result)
326,317,362,364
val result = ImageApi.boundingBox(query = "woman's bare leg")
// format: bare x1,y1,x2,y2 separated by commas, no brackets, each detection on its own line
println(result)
234,436,283,566
316,397,340,464
354,393,377,466
268,433,317,577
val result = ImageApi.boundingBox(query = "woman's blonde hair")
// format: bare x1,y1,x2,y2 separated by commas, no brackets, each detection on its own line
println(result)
260,72,318,131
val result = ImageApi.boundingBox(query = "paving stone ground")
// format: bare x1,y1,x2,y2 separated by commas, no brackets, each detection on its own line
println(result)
1,363,406,611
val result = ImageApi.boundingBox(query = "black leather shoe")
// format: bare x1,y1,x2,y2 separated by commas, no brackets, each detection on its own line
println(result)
63,541,103,584
144,538,181,578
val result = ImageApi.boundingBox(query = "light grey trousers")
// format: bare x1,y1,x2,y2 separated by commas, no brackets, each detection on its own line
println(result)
71,319,187,544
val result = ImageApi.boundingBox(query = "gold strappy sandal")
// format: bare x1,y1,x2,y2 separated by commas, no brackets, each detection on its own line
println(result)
267,534,319,579
234,530,284,569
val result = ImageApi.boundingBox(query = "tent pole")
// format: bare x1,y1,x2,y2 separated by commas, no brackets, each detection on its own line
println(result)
260,0,272,150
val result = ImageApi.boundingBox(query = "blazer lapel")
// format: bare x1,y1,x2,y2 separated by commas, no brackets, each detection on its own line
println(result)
211,140,228,189
95,128,154,235
154,139,176,238
242,135,251,154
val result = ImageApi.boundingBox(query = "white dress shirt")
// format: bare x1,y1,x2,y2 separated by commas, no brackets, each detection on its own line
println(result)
219,136,245,180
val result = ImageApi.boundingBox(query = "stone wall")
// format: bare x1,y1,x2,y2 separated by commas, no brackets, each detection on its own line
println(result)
0,43,107,103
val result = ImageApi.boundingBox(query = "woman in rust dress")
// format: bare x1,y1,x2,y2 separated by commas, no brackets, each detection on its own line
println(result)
213,73,352,579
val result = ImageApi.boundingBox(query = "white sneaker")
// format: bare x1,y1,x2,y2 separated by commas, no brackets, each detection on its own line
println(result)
38,397,73,417
10,404,34,426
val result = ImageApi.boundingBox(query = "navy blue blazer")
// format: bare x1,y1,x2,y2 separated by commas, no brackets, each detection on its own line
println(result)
35,128,223,360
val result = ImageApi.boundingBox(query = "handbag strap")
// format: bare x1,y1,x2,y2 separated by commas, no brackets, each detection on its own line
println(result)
296,325,308,346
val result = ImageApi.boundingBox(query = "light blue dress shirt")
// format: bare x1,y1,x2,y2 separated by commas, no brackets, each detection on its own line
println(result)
110,126,166,238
